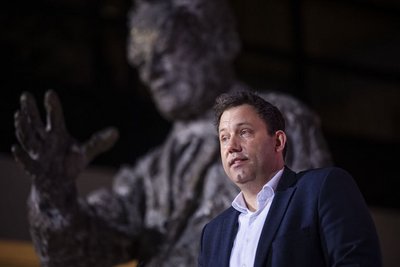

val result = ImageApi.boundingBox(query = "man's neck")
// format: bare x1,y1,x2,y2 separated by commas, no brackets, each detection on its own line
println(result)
241,166,284,212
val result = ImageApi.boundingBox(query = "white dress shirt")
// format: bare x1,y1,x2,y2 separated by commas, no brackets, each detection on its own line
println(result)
229,168,283,267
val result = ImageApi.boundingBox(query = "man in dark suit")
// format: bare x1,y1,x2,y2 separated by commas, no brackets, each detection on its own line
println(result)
198,90,382,267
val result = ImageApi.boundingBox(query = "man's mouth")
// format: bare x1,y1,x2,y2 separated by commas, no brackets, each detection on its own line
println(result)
229,157,248,167
151,80,169,93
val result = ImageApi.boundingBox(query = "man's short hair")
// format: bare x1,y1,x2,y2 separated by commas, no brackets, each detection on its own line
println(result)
213,90,286,136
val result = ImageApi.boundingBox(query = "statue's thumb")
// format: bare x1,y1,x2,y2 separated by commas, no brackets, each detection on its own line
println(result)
85,127,119,163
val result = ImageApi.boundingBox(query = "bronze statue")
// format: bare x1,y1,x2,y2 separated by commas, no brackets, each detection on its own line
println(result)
13,0,332,266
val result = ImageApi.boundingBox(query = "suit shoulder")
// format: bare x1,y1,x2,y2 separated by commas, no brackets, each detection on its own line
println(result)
299,166,351,178
296,166,354,188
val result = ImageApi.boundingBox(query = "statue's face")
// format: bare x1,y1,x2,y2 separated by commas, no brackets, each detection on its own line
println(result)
128,20,228,120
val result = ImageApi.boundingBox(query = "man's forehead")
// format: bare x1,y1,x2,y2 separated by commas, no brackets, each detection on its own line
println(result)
218,105,262,130
219,109,251,127
221,104,256,118
131,27,159,47
130,2,171,44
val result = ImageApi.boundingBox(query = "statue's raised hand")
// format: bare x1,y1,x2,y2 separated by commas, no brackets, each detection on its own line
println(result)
12,90,119,190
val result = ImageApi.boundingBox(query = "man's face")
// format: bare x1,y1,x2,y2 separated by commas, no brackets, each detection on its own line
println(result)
218,104,282,190
129,24,226,120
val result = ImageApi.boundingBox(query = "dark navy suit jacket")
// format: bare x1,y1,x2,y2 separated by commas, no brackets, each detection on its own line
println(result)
198,167,382,267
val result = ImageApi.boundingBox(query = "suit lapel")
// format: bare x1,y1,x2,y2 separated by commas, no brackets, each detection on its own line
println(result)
254,167,297,267
219,208,240,267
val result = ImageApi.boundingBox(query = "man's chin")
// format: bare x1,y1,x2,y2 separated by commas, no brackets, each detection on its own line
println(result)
232,173,251,185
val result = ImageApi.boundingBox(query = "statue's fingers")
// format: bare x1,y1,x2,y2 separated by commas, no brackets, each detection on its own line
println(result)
20,92,45,138
11,144,40,176
84,127,119,163
14,110,42,155
44,90,67,133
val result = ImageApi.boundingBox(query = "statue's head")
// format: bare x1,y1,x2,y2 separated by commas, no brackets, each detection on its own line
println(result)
127,0,240,120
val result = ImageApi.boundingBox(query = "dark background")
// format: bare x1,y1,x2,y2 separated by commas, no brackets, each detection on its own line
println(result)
1,0,399,212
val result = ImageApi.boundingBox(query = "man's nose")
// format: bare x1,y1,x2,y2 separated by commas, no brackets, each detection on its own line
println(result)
226,137,241,153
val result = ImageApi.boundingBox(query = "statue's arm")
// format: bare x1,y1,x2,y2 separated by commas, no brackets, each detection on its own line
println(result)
12,91,145,266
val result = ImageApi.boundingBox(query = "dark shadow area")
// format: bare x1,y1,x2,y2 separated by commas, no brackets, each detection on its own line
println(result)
1,0,399,213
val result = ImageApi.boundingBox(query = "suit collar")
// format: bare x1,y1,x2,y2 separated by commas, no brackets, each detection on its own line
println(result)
254,166,298,267
276,166,297,191
217,167,298,267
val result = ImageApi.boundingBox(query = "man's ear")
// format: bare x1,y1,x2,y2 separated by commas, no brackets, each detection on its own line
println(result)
275,130,287,153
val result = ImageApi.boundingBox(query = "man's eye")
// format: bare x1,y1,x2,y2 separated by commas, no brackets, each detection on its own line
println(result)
240,129,253,138
240,129,251,136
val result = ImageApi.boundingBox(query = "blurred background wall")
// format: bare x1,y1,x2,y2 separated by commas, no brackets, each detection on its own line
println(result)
0,0,399,266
